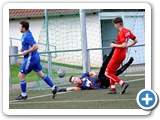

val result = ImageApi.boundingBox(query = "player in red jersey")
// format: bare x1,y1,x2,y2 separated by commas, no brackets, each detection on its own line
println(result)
105,17,138,94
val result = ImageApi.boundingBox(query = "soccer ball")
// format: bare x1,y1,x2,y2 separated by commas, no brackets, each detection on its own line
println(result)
57,69,66,78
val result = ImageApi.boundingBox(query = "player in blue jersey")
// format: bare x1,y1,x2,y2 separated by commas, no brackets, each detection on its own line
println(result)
15,21,57,100
58,47,134,92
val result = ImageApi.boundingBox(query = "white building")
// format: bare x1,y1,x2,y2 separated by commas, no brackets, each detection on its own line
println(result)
9,9,145,67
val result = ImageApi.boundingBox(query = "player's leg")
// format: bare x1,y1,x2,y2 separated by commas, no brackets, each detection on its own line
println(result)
104,57,133,92
106,73,129,94
99,76,110,89
115,57,134,76
35,63,57,99
106,79,117,94
98,47,115,89
15,72,28,100
105,58,129,94
98,47,115,77
103,47,115,68
15,59,30,100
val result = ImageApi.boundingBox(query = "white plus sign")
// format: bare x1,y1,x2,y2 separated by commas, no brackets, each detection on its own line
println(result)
142,93,153,105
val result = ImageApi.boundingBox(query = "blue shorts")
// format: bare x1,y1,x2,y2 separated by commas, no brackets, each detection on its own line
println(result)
20,57,42,74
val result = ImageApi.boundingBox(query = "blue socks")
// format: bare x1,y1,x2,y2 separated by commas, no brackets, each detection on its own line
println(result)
42,75,54,88
20,80,27,96
19,75,54,96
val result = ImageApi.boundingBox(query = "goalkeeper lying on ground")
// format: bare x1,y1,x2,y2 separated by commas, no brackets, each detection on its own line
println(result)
58,47,134,92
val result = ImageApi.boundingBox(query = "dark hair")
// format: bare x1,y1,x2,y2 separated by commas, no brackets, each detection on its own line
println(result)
19,20,29,30
69,76,74,82
112,17,123,25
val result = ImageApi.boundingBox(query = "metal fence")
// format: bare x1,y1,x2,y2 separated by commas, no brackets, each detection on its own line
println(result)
9,43,145,90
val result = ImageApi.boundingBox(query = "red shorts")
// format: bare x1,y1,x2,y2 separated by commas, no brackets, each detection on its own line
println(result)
106,56,125,74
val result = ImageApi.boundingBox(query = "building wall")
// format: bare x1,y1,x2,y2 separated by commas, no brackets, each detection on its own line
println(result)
9,18,44,53
9,11,145,67
9,14,103,67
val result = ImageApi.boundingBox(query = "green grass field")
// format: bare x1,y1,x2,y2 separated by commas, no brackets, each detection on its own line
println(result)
10,63,145,109
11,64,83,84
9,76,145,109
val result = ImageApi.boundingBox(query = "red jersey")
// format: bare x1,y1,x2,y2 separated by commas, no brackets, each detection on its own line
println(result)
113,28,136,58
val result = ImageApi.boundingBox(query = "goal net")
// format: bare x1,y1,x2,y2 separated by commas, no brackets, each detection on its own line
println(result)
29,9,145,90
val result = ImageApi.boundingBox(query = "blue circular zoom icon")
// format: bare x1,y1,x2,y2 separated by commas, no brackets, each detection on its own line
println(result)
136,89,158,110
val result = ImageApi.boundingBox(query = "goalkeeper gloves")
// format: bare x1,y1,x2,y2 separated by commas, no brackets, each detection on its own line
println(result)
58,88,67,92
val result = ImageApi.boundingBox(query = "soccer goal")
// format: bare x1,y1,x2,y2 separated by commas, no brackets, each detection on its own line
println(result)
29,9,145,90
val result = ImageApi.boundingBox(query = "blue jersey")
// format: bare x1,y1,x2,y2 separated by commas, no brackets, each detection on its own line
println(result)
21,30,39,59
20,30,42,74
77,72,101,90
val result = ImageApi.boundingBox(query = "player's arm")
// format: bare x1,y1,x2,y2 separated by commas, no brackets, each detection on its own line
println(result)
110,42,127,48
19,48,23,52
58,87,81,92
81,71,96,78
67,87,81,91
89,71,97,76
22,44,38,55
110,30,132,48
22,36,38,55
127,32,137,47
127,38,138,47
115,57,134,76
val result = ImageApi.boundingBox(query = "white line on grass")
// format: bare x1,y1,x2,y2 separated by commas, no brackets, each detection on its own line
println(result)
126,78,145,83
10,99,136,105
9,78,145,103
9,91,71,103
